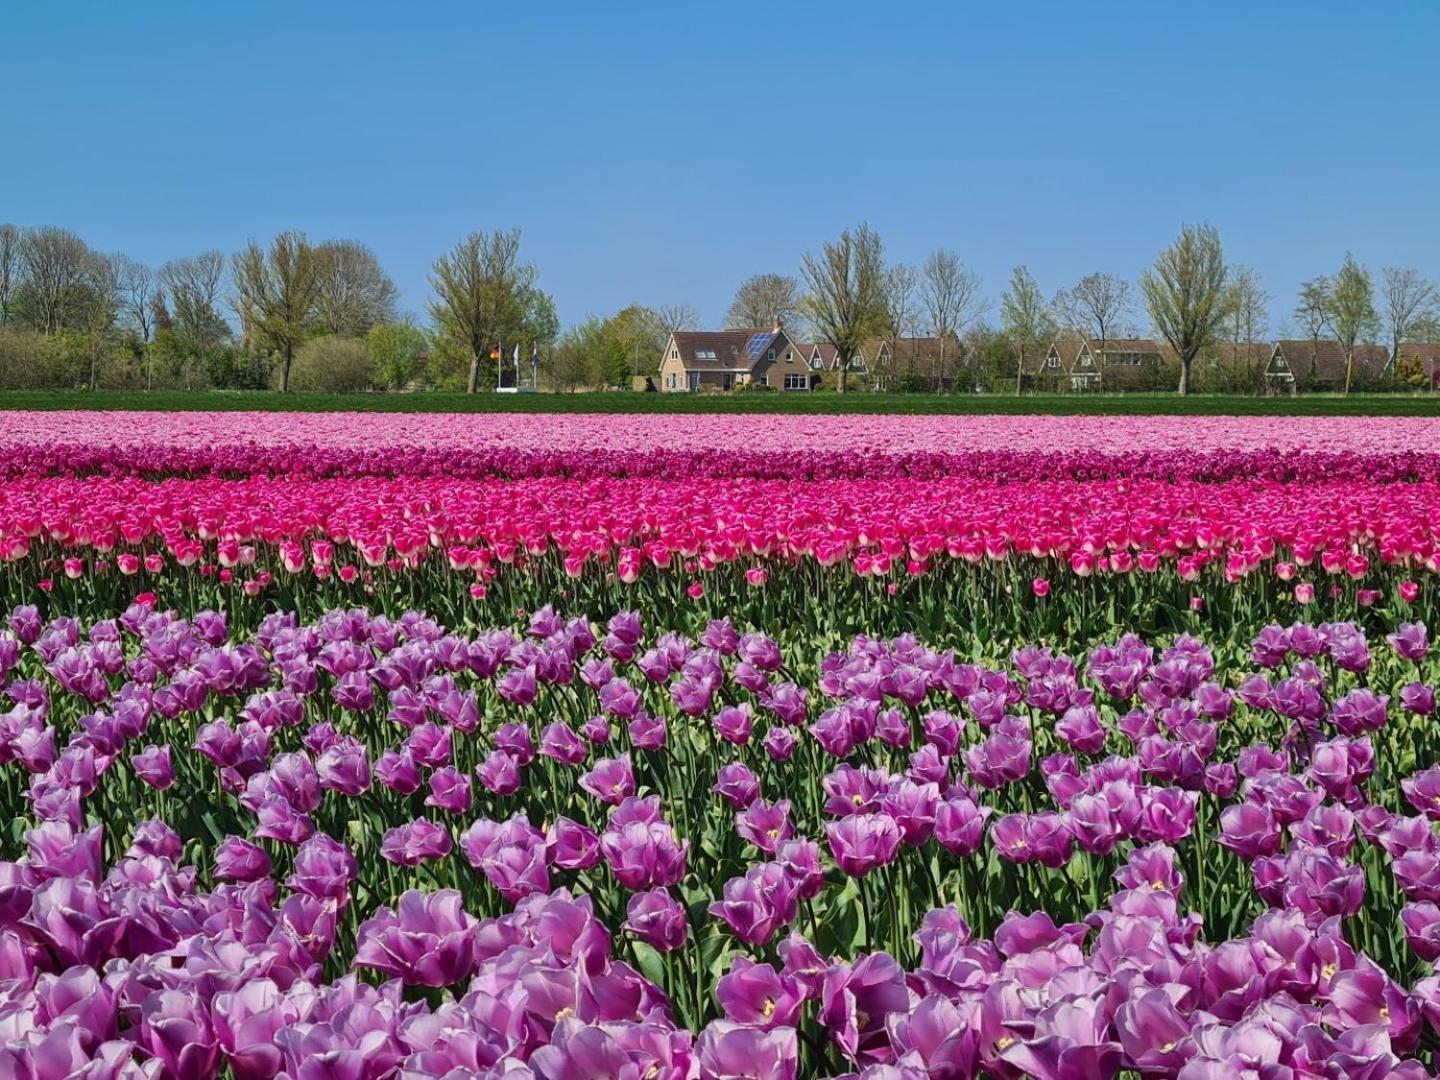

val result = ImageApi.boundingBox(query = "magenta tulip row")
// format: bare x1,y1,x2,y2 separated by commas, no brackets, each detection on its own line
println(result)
0,474,1435,593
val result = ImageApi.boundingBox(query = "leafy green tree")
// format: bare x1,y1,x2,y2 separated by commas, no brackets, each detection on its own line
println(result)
368,320,430,390
1140,224,1228,396
428,229,536,393
232,231,321,393
1328,252,1379,396
1000,266,1055,392
801,224,887,394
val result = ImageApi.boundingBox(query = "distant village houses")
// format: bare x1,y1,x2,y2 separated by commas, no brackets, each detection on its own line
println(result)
657,319,1440,395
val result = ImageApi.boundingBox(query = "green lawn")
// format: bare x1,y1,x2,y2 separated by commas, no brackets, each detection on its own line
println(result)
0,389,1438,416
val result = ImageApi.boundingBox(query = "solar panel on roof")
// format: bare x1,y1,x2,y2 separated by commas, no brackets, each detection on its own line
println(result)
746,332,775,360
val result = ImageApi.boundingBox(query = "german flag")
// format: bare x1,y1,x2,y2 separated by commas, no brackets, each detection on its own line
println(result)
489,345,502,360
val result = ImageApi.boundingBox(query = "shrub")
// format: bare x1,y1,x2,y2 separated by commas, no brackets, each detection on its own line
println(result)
285,335,376,393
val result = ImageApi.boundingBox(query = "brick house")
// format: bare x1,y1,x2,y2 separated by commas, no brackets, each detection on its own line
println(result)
657,325,814,391
1266,341,1391,391
797,342,868,375
1021,337,1164,390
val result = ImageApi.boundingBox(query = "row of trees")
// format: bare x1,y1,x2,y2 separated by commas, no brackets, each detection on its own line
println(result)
761,224,1439,395
0,223,559,393
3,220,1436,395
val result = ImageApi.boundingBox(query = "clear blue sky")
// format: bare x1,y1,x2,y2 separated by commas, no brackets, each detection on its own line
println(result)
6,1,1439,334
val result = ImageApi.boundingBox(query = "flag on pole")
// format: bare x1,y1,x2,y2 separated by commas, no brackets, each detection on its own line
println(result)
512,343,520,365
489,345,501,361
531,342,539,369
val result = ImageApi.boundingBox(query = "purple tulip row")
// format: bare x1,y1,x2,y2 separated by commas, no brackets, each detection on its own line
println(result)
6,821,1440,1079
2,598,1440,1076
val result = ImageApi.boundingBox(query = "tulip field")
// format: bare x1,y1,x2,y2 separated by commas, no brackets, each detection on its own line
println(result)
7,409,1440,1078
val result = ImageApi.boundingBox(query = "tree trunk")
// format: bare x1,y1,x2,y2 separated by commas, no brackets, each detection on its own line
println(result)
1343,350,1353,396
837,362,848,394
467,349,480,394
1014,348,1024,395
1178,355,1190,396
281,345,292,393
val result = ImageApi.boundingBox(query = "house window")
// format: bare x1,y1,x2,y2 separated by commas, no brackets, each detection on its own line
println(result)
767,349,776,361
785,350,793,361
758,374,768,386
670,349,678,360
688,372,700,390
784,373,807,390
695,349,716,360
1046,355,1058,369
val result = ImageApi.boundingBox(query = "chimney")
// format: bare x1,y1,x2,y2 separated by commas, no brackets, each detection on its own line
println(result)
772,315,783,333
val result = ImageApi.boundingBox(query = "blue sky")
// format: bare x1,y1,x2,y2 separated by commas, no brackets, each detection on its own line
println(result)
6,1,1439,333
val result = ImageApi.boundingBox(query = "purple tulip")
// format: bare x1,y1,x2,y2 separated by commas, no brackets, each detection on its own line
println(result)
601,818,688,890
628,710,668,750
313,737,370,796
713,762,761,808
762,725,797,761
139,988,219,1080
1401,681,1437,716
212,978,306,1080
819,952,910,1064
736,799,794,854
374,747,422,794
214,835,272,883
287,832,358,903
717,956,804,1029
130,744,175,790
353,888,478,987
624,887,688,951
580,754,636,805
709,862,800,945
541,720,590,764
1218,801,1282,860
714,704,754,746
476,749,522,795
425,765,472,814
1389,621,1430,661
826,813,902,878
546,816,602,870
380,819,453,866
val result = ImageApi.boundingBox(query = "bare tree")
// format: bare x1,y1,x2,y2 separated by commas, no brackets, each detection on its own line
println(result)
428,228,536,393
881,264,920,340
112,255,156,343
1052,272,1131,351
1222,266,1270,379
1000,265,1055,393
652,302,699,336
313,240,400,337
76,251,120,389
232,231,322,393
161,251,231,350
18,226,92,333
1382,266,1438,364
1140,223,1228,396
1328,252,1379,395
1293,277,1332,383
0,224,20,326
800,224,886,394
919,249,984,384
725,273,802,330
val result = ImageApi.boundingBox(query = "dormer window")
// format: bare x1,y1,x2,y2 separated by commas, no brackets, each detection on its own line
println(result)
767,349,776,361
